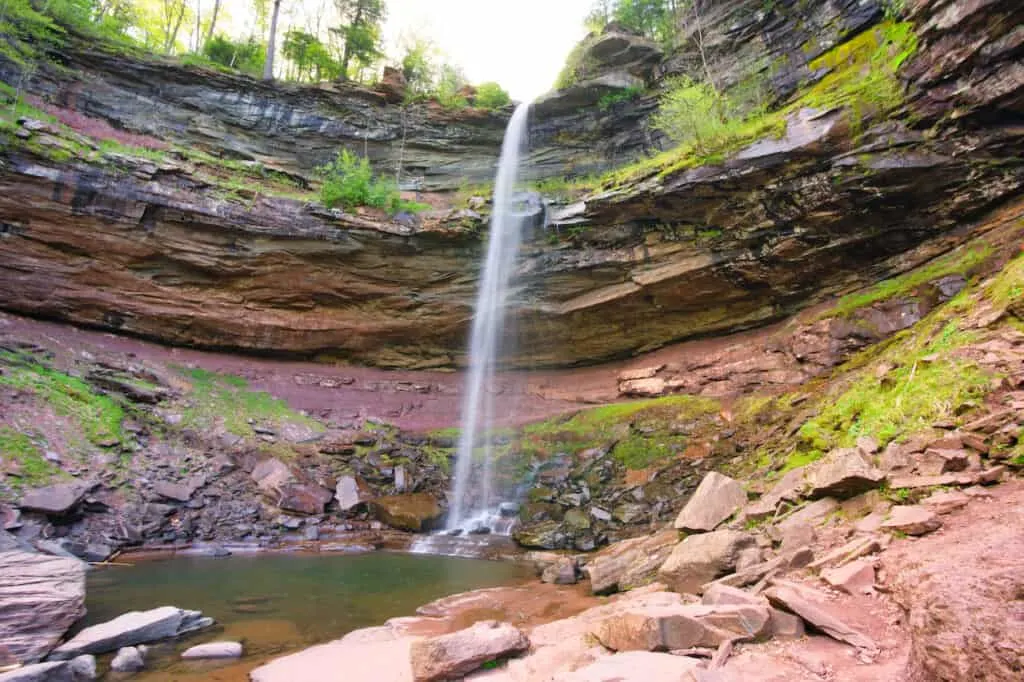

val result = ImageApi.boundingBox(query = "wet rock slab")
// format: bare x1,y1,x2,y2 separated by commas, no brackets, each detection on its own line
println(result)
49,606,214,659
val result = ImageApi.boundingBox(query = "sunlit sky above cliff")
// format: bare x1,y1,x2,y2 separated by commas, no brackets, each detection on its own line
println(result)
241,0,594,99
382,0,594,100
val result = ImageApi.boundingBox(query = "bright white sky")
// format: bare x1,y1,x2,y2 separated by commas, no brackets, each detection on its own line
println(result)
381,0,594,99
233,0,595,99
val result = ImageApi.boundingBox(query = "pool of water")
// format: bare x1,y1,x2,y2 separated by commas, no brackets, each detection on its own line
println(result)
83,552,533,681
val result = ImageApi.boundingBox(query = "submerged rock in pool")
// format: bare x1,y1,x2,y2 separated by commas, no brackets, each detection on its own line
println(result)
181,641,243,659
49,606,213,659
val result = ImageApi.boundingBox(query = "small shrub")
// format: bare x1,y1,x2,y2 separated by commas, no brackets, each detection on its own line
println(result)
318,149,425,215
475,82,511,110
598,85,644,111
651,77,767,153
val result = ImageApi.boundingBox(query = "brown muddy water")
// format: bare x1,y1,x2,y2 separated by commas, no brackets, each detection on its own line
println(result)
83,552,534,681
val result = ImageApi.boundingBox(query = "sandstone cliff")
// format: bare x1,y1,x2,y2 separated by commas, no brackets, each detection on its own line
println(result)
0,0,1020,369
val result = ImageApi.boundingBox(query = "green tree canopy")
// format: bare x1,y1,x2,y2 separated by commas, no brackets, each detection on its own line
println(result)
332,0,386,81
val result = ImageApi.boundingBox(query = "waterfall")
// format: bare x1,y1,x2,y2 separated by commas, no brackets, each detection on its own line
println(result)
447,101,532,532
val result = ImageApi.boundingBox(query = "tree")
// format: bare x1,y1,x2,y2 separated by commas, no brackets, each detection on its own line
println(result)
158,0,189,54
203,0,221,48
263,0,282,80
435,63,467,108
584,0,614,33
331,0,386,81
399,34,437,98
475,82,511,110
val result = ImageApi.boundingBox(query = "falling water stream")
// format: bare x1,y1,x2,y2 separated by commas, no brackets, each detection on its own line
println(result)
412,102,533,553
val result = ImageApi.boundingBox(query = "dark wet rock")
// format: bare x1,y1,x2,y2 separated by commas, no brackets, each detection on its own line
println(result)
153,478,203,503
513,521,571,551
18,482,92,515
0,548,86,664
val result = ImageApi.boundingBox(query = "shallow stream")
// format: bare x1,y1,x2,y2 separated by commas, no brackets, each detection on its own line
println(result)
83,552,533,681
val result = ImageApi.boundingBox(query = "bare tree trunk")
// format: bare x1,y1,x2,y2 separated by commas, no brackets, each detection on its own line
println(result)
204,0,221,46
263,0,283,80
691,0,718,95
164,1,187,54
194,0,201,52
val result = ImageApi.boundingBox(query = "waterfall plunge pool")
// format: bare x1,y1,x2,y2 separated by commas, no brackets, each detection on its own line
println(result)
81,552,534,681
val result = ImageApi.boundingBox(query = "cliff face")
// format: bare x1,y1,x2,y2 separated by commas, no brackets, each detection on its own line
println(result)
0,0,1020,369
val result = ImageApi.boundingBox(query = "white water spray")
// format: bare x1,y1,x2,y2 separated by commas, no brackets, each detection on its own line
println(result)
447,102,532,531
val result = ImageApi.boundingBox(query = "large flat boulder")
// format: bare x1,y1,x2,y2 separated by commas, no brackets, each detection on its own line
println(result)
409,620,528,682
49,606,213,659
250,625,415,682
0,549,86,664
583,529,678,594
673,472,746,533
17,482,91,515
552,650,701,682
369,494,444,533
335,475,373,512
657,530,755,595
807,448,886,499
592,603,770,651
764,581,876,651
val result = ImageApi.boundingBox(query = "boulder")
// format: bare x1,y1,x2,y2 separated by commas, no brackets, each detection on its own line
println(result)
276,483,333,515
765,581,876,650
369,494,443,533
584,529,679,594
880,505,942,536
593,603,771,651
513,520,571,550
409,620,528,682
542,557,579,585
0,548,86,664
767,608,805,639
920,490,969,515
552,651,700,682
109,647,144,672
17,482,91,515
807,448,886,499
657,530,756,595
49,606,213,659
153,478,203,503
181,641,243,659
741,467,808,522
821,559,875,595
673,472,746,533
917,448,970,476
701,584,765,608
68,655,96,681
250,627,415,682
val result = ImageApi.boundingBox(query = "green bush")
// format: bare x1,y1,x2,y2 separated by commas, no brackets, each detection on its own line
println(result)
318,149,426,215
475,82,510,110
598,85,644,110
202,35,266,77
650,76,766,153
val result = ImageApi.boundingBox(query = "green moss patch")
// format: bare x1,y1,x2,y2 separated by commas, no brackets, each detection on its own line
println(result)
518,395,720,470
797,320,988,455
178,367,324,439
0,427,62,488
0,353,124,446
820,243,994,319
